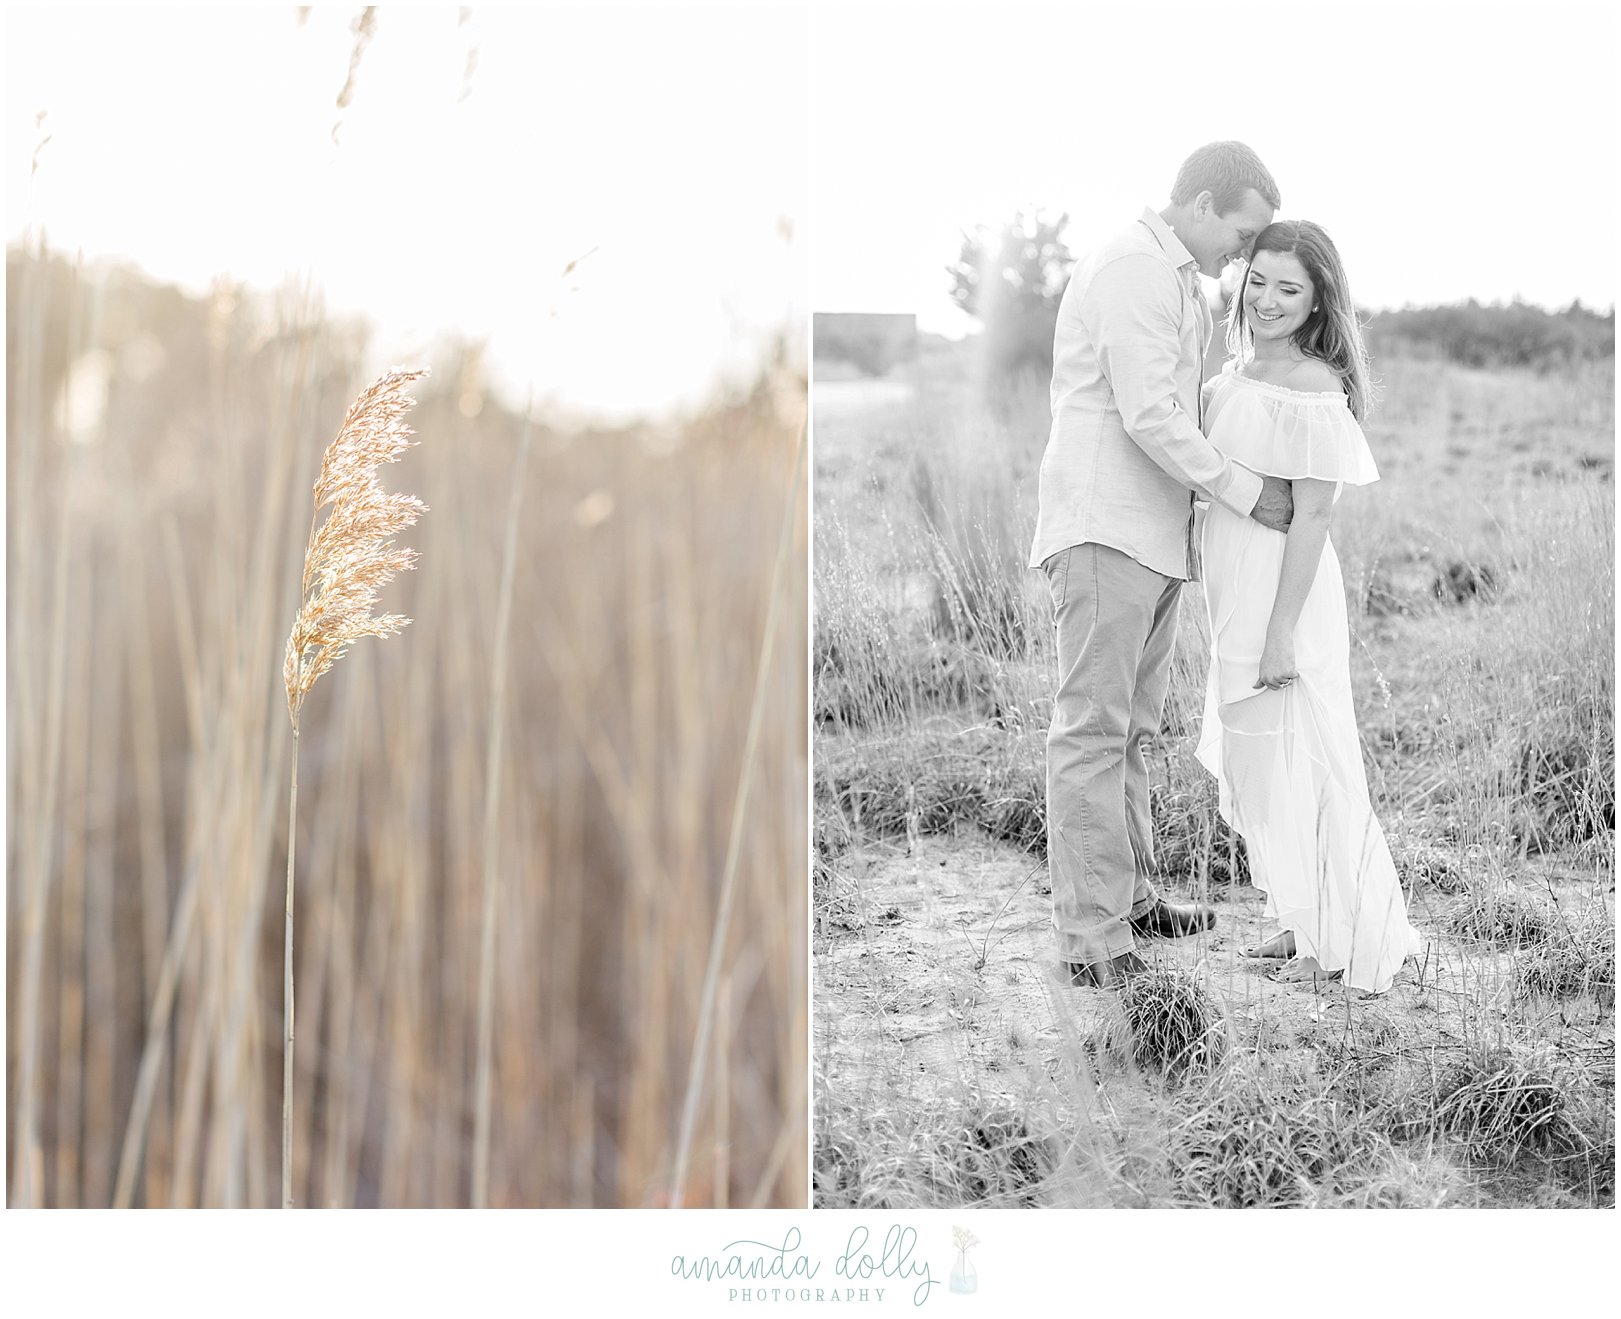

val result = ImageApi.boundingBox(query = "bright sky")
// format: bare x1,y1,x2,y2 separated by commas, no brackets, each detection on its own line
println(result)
811,3,1618,334
5,3,808,422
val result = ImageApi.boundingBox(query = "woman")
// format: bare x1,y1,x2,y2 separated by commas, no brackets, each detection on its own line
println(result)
1196,221,1423,993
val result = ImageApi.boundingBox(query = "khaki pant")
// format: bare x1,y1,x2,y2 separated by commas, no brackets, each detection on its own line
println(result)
1041,543,1179,964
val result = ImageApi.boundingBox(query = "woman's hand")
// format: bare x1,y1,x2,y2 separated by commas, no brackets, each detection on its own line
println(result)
1255,630,1298,691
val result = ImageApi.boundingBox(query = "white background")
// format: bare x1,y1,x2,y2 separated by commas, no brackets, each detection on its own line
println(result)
812,2,1618,332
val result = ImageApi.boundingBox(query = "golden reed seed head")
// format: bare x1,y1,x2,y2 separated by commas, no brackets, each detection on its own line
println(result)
284,368,428,725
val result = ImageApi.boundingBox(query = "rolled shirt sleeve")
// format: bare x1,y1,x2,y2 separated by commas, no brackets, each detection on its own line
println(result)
1081,254,1263,519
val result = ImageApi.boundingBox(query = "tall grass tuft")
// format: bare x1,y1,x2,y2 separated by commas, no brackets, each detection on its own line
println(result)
1115,967,1227,1079
1432,1046,1571,1161
282,367,427,1207
1516,906,1616,1006
1169,1053,1363,1207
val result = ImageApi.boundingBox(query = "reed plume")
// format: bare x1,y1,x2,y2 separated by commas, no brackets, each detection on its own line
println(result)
284,368,428,722
281,366,427,1207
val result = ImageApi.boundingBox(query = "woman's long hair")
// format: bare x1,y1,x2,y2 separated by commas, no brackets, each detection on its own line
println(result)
1224,220,1375,421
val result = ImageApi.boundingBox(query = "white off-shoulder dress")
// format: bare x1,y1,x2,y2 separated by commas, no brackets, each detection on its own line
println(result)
1195,366,1423,993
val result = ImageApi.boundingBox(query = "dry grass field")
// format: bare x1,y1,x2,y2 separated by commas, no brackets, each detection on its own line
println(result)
6,245,807,1208
813,340,1613,1208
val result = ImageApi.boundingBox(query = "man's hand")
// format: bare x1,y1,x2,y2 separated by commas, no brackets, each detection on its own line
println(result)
1250,474,1294,533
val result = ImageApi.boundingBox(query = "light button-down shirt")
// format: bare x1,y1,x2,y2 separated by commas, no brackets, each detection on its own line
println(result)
1029,208,1263,580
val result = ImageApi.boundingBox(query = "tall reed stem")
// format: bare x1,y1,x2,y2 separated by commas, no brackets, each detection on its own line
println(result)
472,410,532,1206
281,367,425,1207
670,417,807,1206
283,721,300,1208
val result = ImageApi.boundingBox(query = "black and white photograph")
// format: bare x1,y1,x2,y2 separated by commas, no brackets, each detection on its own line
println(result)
811,4,1615,1210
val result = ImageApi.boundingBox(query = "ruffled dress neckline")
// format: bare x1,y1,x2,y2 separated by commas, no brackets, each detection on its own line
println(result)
1202,366,1378,489
1226,370,1346,403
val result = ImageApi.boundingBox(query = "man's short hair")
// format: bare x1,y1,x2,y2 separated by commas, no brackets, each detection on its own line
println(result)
1171,142,1281,214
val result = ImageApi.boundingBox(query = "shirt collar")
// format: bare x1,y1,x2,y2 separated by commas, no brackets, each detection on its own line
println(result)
1139,206,1197,274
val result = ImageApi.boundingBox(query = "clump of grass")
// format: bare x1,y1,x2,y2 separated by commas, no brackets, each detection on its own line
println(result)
912,646,1008,720
1431,558,1499,604
1116,967,1227,1079
1488,481,1615,854
818,727,1045,856
1445,883,1555,945
1425,1041,1613,1198
824,737,988,839
950,1109,1052,1205
1150,778,1250,887
812,624,913,730
1351,1041,1610,1202
813,868,865,939
1359,562,1420,617
813,1104,901,1208
919,525,1032,660
812,806,860,936
814,802,856,865
813,1096,1053,1208
1514,726,1615,851
979,772,1045,854
813,621,1008,731
1433,1046,1569,1160
904,388,1042,663
1166,1053,1361,1207
1322,1152,1467,1208
1516,906,1616,1005
1392,840,1468,894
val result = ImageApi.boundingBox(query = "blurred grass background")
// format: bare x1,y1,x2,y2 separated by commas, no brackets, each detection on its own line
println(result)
6,243,807,1207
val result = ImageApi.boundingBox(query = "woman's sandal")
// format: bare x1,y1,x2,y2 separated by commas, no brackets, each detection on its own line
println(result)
1242,930,1296,959
1270,957,1343,985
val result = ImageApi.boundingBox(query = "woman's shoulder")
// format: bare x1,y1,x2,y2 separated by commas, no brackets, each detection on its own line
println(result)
1271,357,1345,396
1223,357,1349,411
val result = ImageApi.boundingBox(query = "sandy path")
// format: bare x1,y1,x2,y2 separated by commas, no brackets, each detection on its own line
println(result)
815,830,1575,1109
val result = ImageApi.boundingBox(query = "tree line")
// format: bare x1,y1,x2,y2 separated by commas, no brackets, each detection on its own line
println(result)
940,212,1614,379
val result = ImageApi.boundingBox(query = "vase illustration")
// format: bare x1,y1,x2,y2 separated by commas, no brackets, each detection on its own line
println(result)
950,1247,978,1294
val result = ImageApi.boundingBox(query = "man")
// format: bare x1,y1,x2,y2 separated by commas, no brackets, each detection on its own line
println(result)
1030,142,1293,988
